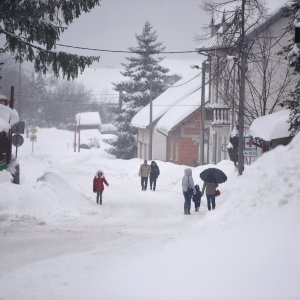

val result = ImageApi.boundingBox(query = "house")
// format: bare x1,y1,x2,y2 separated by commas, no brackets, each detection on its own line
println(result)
131,72,202,165
249,109,293,153
195,2,294,166
244,4,295,117
131,72,231,166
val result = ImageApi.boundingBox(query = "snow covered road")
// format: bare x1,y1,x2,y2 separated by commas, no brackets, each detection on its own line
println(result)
1,128,300,300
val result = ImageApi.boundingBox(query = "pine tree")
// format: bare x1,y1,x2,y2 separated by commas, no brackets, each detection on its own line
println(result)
0,0,100,80
109,21,169,159
280,1,300,135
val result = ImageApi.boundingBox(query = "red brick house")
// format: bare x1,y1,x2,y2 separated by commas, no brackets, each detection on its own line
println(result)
166,109,201,167
132,72,230,166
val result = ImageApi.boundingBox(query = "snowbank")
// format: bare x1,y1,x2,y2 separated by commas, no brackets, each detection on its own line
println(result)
0,128,299,300
249,109,290,141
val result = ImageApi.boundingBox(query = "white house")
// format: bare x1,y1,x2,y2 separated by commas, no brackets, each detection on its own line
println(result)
195,2,294,165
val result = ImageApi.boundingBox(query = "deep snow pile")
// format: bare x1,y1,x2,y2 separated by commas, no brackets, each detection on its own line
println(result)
0,128,299,300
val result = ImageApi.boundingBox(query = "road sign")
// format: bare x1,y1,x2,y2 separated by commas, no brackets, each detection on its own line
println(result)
243,136,257,156
30,134,37,142
12,134,24,147
31,127,37,134
12,121,25,134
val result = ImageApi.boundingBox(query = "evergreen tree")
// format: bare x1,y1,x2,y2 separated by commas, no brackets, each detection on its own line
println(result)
109,21,169,159
280,1,300,135
0,0,100,79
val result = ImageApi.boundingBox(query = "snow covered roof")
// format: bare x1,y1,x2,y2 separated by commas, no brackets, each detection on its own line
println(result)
0,104,20,133
131,72,203,129
249,109,290,141
156,88,207,135
75,112,101,126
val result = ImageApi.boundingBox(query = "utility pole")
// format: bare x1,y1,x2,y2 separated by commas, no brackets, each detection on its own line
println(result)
74,123,77,152
149,80,153,160
18,63,22,116
200,60,206,165
238,0,246,175
78,118,81,153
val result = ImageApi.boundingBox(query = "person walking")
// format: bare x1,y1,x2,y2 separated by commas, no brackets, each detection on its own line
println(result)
149,161,160,191
202,181,218,211
93,170,109,205
139,160,150,190
182,168,195,215
192,184,202,212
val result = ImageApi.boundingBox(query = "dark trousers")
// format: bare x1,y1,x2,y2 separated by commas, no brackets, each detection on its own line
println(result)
183,191,192,214
141,177,148,190
206,194,216,210
96,190,103,205
193,199,201,211
150,176,157,190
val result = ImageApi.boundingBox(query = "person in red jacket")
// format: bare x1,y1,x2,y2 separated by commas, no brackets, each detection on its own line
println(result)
93,170,109,205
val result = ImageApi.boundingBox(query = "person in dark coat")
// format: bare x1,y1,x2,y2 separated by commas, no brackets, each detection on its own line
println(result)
93,169,109,205
149,161,160,191
202,181,218,211
192,184,202,212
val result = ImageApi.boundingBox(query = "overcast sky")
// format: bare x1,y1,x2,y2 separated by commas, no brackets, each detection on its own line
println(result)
59,0,288,69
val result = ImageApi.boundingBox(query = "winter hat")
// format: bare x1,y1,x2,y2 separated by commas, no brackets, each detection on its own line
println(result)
96,169,104,177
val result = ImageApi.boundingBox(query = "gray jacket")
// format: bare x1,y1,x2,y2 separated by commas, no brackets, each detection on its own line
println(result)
182,168,195,193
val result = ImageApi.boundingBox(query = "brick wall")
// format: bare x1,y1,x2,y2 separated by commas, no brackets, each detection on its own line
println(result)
167,110,202,167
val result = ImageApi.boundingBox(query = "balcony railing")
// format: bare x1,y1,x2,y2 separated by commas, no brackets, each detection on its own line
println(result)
205,107,230,125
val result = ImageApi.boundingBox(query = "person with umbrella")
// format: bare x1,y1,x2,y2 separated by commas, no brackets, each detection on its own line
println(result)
182,168,196,215
201,181,218,210
200,168,227,211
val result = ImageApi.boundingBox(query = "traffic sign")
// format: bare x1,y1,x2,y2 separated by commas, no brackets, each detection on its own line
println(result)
30,134,37,142
12,134,24,147
243,136,257,156
31,127,37,134
12,121,25,134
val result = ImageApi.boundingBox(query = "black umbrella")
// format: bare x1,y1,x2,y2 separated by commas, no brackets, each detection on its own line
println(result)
200,168,227,184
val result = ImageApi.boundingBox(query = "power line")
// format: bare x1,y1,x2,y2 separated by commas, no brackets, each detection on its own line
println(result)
56,43,198,54
169,72,202,87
